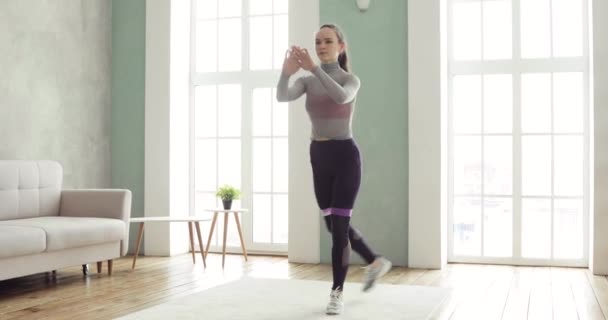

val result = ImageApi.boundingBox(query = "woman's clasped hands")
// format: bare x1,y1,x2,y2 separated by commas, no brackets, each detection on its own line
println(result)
282,45,317,75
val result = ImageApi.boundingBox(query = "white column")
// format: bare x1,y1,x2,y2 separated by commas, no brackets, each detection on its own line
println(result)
144,0,191,256
591,0,608,275
145,0,171,256
407,0,447,269
287,0,321,263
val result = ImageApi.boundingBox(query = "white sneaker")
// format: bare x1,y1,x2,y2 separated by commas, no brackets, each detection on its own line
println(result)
362,256,392,292
325,288,344,315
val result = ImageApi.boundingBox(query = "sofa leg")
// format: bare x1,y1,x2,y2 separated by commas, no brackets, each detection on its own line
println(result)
107,260,113,276
82,264,89,275
97,261,102,273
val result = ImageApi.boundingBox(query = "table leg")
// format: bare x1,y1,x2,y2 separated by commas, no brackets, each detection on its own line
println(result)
188,222,196,264
132,222,145,269
222,212,229,268
233,212,248,261
194,221,207,268
204,212,218,258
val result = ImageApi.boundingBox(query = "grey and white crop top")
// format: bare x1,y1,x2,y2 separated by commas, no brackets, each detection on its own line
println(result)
276,62,361,140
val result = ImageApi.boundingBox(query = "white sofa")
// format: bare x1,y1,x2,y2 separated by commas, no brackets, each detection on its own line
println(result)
0,160,131,281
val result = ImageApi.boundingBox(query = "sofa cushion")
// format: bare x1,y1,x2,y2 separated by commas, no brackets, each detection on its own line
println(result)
0,161,62,220
0,226,46,258
0,217,125,252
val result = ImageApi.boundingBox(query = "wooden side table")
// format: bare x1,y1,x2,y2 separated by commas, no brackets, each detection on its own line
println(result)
129,216,212,270
203,208,249,268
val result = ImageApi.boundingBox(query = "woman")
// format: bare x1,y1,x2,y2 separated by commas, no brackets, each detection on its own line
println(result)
276,24,392,315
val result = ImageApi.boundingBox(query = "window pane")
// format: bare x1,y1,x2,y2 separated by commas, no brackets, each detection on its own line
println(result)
252,88,272,136
453,75,482,134
484,136,512,195
522,198,551,259
522,136,551,196
521,0,551,58
483,197,512,257
225,211,242,246
554,135,583,196
554,72,583,133
483,0,512,60
273,88,288,136
454,136,482,195
253,194,271,243
195,192,217,216
273,194,288,244
195,192,218,246
552,0,583,57
218,0,241,17
195,86,217,138
484,74,512,133
249,0,273,15
195,139,217,192
274,15,288,69
218,84,241,137
250,16,273,70
273,138,288,193
452,2,481,60
522,73,551,133
253,138,271,192
453,197,481,256
554,199,583,259
196,0,217,19
218,139,241,188
274,0,288,14
196,20,217,72
218,19,242,71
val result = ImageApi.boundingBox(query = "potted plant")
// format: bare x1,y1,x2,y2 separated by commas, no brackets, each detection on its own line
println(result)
216,185,241,210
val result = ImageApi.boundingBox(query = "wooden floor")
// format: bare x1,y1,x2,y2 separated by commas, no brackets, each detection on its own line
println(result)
0,253,607,319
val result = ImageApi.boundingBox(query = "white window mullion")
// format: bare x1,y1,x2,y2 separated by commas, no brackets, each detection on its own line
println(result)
241,0,253,249
550,72,555,260
193,71,280,86
447,0,455,262
451,59,586,75
549,0,555,260
512,0,522,261
270,82,275,244
215,84,220,210
243,0,250,72
242,82,253,248
189,0,198,219
479,0,485,257
582,0,591,264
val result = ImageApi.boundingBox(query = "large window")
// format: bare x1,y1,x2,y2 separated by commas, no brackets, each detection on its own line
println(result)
192,0,289,253
448,0,590,266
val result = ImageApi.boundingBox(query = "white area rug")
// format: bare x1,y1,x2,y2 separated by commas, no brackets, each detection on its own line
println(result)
117,277,450,320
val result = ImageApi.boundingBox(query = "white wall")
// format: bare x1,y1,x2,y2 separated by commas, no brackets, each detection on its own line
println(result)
0,1,112,189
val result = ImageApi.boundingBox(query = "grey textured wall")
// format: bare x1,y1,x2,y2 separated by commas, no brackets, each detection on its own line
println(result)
0,0,112,188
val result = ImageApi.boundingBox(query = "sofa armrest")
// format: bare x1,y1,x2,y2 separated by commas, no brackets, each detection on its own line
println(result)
60,189,132,256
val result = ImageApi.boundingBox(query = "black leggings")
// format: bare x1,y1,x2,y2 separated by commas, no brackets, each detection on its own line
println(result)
310,139,377,290
324,215,377,291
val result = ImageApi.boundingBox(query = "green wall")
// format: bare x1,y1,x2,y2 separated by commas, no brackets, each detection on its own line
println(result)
319,0,409,265
111,0,146,254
